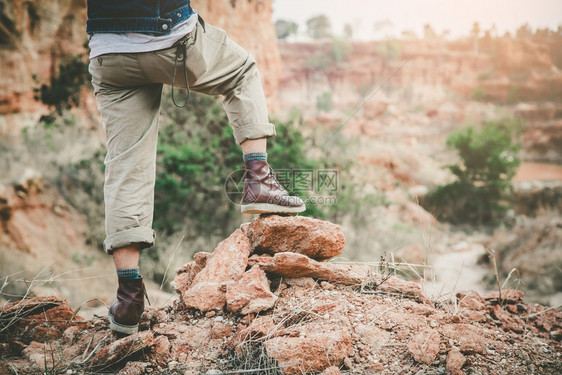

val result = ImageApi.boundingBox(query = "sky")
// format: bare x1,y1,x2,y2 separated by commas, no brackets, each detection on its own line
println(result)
272,0,562,40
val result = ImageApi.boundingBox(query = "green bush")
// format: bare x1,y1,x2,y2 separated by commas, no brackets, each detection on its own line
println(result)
34,55,90,115
471,86,486,101
306,52,331,70
316,91,333,112
306,14,332,39
154,93,240,235
154,93,330,235
275,19,298,40
330,38,353,63
423,117,522,225
377,39,401,61
306,38,352,70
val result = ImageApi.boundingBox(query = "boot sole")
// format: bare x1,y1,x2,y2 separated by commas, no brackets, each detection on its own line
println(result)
108,309,139,335
241,202,306,214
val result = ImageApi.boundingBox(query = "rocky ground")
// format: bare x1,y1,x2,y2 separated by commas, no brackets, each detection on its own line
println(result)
1,215,560,375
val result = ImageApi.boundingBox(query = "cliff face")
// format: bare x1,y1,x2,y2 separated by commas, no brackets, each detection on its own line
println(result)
0,0,280,135
277,38,562,112
277,40,489,112
0,0,87,118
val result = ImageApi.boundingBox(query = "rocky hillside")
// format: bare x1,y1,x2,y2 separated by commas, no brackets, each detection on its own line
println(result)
277,38,562,112
1,216,561,374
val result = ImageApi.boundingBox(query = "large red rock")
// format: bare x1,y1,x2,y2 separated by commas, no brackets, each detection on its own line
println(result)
490,305,525,332
151,335,171,367
241,215,345,260
179,229,250,311
0,296,88,344
90,331,154,368
407,328,440,364
322,367,342,375
263,321,352,374
0,296,65,318
439,324,494,354
248,252,431,304
171,251,211,294
486,289,524,303
226,265,277,315
248,252,369,284
22,340,62,370
456,290,486,311
234,315,277,343
446,347,466,374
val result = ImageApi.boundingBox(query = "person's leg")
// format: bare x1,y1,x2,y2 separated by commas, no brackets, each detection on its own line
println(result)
113,244,141,270
89,53,162,334
90,53,162,252
240,138,266,154
139,17,305,213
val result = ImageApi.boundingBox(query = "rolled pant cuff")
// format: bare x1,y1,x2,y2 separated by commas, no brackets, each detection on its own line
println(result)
233,122,276,145
104,227,155,254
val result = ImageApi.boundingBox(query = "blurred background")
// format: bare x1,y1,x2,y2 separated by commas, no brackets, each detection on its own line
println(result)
0,0,561,317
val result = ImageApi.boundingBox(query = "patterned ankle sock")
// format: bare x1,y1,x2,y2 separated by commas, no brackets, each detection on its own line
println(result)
116,267,139,279
243,152,267,162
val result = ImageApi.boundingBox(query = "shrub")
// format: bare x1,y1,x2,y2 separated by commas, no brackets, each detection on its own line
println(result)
316,91,333,112
306,38,352,70
423,117,522,225
154,93,330,235
471,86,486,101
275,19,298,40
305,52,331,70
377,39,401,61
306,14,332,39
330,38,353,63
33,55,90,115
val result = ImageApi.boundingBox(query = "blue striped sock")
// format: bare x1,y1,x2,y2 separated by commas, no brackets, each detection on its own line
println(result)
116,267,139,279
243,152,267,162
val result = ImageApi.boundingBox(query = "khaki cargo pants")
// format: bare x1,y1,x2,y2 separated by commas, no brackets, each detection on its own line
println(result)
89,16,276,253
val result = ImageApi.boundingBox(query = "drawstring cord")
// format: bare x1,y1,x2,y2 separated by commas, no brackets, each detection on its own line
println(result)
171,37,190,107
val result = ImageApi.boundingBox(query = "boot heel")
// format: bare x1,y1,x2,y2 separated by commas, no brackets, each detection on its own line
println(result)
108,302,139,335
108,277,145,335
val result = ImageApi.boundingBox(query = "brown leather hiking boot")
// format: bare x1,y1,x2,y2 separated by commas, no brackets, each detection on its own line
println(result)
241,160,306,214
108,276,145,335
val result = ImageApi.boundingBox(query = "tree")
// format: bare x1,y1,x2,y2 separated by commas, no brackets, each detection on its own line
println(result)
330,38,353,63
516,23,532,39
34,55,90,116
423,24,437,40
423,118,522,225
306,14,331,39
481,29,493,52
343,23,353,39
275,19,298,40
472,22,481,53
401,30,417,40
